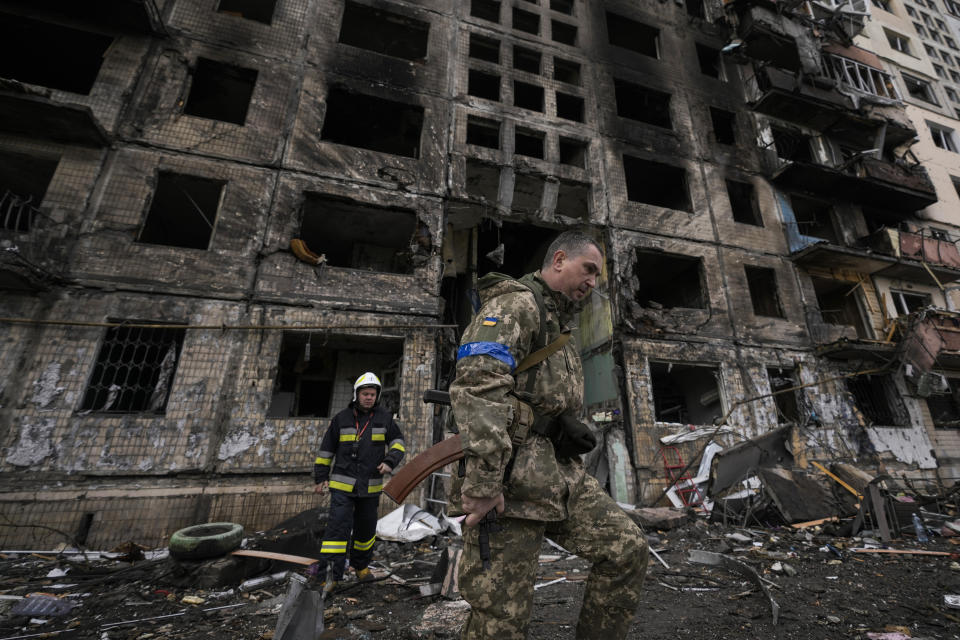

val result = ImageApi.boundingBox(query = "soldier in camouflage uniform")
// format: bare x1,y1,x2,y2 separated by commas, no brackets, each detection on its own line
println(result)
449,231,648,640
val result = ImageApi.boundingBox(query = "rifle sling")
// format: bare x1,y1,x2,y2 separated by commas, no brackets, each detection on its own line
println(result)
514,332,570,374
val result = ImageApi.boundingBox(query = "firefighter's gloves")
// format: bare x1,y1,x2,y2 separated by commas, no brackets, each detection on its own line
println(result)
555,414,598,458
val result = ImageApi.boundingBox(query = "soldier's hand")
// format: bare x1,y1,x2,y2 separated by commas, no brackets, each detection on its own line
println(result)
462,493,505,527
314,481,329,494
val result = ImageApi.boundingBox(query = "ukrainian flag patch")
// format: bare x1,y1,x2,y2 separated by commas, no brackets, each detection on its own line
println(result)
482,317,498,326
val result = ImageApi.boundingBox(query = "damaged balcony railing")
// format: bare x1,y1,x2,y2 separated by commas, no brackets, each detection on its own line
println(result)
820,53,901,102
0,190,41,233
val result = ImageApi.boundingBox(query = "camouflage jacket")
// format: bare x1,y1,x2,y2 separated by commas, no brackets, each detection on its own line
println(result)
449,271,584,521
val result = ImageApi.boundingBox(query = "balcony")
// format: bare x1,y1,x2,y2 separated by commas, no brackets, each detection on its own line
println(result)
731,5,804,71
0,0,165,34
0,89,108,147
771,156,937,212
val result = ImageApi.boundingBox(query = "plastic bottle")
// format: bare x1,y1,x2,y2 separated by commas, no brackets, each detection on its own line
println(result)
912,513,929,542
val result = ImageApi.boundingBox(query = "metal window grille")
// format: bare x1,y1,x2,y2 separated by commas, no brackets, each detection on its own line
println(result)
0,190,41,232
80,323,186,413
820,54,902,100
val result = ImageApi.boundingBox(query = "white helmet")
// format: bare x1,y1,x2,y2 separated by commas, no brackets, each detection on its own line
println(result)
353,372,382,402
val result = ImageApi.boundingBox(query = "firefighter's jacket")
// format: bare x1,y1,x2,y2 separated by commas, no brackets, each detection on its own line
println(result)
314,403,405,497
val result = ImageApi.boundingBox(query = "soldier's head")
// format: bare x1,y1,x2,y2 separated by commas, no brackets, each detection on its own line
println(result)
540,231,603,302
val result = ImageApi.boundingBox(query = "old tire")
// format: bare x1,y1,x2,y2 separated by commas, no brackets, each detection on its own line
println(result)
169,522,243,560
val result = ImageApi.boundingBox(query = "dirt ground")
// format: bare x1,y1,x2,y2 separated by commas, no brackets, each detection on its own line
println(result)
2,515,959,640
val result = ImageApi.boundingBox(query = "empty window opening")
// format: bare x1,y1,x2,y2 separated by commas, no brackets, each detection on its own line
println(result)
552,20,577,45
926,377,960,428
217,0,276,24
513,7,540,34
559,137,587,167
811,277,871,338
515,127,545,158
553,57,581,85
885,29,912,54
614,80,671,128
744,265,784,318
726,179,763,226
903,73,938,104
606,12,659,58
469,33,500,63
686,0,706,18
184,58,258,126
556,180,589,219
471,0,501,22
466,115,501,149
514,80,544,111
634,250,704,309
790,194,837,242
847,374,905,425
650,362,722,424
623,155,691,212
930,123,958,152
891,289,932,315
80,323,186,414
767,368,799,424
466,160,500,202
862,206,903,235
321,86,424,158
0,151,58,233
556,92,584,121
137,172,224,250
476,219,558,277
338,1,430,61
469,69,501,101
268,333,403,419
771,127,812,162
513,46,541,74
696,44,725,79
513,173,544,212
710,107,736,144
0,13,113,95
300,194,418,274
551,0,574,14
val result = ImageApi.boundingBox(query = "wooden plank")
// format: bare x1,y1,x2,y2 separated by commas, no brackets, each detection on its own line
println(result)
231,550,319,565
811,461,863,500
788,517,840,530
869,484,891,542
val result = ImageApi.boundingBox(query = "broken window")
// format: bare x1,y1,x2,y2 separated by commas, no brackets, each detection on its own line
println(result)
606,12,659,58
634,250,704,309
710,107,736,145
469,33,500,63
137,172,224,250
338,1,430,61
926,377,960,428
930,122,958,152
771,127,813,162
885,29,912,54
515,127,545,158
726,179,763,226
512,173,544,212
891,289,932,314
686,0,706,18
614,80,671,128
466,160,500,202
79,322,185,414
551,20,577,45
300,194,418,273
556,92,584,121
0,151,59,233
471,0,501,22
847,374,906,425
903,73,939,104
553,57,581,85
466,115,500,149
623,155,691,212
514,80,544,111
767,368,799,424
791,194,838,242
811,277,871,337
513,46,541,74
556,180,590,219
513,7,540,34
0,13,113,95
184,58,258,126
649,362,723,424
475,220,558,277
559,137,587,167
551,0,574,14
217,0,276,24
469,69,501,101
321,86,424,158
695,44,725,79
268,333,402,418
744,265,784,318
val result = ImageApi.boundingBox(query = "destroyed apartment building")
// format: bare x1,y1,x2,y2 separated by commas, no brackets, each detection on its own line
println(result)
0,0,959,549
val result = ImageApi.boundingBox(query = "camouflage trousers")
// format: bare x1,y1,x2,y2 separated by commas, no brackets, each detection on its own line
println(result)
458,471,648,640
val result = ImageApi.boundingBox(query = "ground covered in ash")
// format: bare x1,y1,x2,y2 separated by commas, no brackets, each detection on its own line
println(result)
1,516,958,640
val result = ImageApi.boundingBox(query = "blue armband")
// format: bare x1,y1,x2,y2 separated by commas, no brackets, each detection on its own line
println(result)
457,341,517,371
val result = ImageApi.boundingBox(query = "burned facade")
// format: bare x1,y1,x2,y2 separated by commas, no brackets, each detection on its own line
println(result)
0,0,958,549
